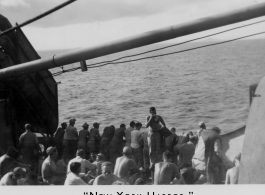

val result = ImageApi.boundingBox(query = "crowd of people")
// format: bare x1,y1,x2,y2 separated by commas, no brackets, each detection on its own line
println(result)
0,107,241,185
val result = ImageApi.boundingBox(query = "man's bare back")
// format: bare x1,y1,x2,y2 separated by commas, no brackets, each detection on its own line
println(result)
154,162,180,185
225,166,239,184
114,156,138,179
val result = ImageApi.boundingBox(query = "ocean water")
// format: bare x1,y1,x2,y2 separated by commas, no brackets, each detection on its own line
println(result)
39,40,265,134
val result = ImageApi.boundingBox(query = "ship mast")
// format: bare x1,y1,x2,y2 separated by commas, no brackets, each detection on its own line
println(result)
1,2,265,79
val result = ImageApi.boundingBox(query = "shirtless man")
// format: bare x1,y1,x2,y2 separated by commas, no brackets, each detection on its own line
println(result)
93,162,125,185
154,151,181,185
78,123,90,159
114,146,141,184
225,153,241,184
146,107,166,167
41,147,66,185
87,122,100,156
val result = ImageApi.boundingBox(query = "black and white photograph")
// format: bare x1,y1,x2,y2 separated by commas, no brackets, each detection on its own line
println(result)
0,0,265,193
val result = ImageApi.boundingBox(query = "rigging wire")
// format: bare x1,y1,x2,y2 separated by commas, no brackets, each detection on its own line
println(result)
83,19,265,68
42,20,265,79
0,0,77,37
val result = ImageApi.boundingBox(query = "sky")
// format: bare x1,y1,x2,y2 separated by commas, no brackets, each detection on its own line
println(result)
1,0,265,50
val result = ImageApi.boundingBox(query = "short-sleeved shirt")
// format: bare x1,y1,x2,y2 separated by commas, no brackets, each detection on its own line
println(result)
64,172,87,185
19,131,38,147
64,125,78,140
67,156,97,174
0,154,19,177
131,130,142,148
0,172,17,185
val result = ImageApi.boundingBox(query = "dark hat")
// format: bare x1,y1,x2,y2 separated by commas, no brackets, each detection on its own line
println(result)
69,118,76,123
82,123,89,128
93,122,100,126
13,167,26,175
61,122,67,126
46,146,56,155
212,126,221,133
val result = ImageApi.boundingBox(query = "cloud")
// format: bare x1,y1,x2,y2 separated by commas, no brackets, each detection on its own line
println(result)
0,0,212,28
0,0,261,28
0,0,30,7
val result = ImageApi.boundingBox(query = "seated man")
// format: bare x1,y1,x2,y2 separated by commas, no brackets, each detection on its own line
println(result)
41,147,66,185
154,151,181,185
67,149,97,174
93,162,125,185
225,153,241,184
92,153,105,177
114,146,141,184
64,162,87,185
0,167,26,185
0,146,30,178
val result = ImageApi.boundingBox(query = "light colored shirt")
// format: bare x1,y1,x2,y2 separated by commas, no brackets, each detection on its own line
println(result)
19,131,38,147
64,172,87,185
64,125,78,140
131,130,142,148
0,172,16,185
125,127,134,146
192,135,205,171
67,156,97,174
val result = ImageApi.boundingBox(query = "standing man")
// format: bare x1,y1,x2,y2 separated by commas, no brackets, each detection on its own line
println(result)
87,122,100,157
164,127,178,153
109,124,126,166
146,107,166,168
54,122,67,159
64,118,78,161
191,126,224,184
125,121,135,147
19,124,40,169
131,122,143,167
78,123,90,159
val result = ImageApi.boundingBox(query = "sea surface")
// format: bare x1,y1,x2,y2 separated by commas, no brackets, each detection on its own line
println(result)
39,40,265,134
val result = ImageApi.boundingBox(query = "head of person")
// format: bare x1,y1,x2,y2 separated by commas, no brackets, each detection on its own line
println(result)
46,147,57,160
129,121,135,128
76,149,85,158
61,122,67,129
82,122,89,130
69,118,76,126
7,146,19,158
163,150,173,162
149,107,156,115
120,123,126,131
70,162,81,175
234,153,241,166
187,131,193,140
101,162,113,177
199,122,206,130
93,122,100,129
170,127,176,133
135,122,142,130
212,126,221,134
96,153,105,162
109,125,115,131
25,123,31,131
122,146,132,158
12,167,26,180
189,135,197,144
